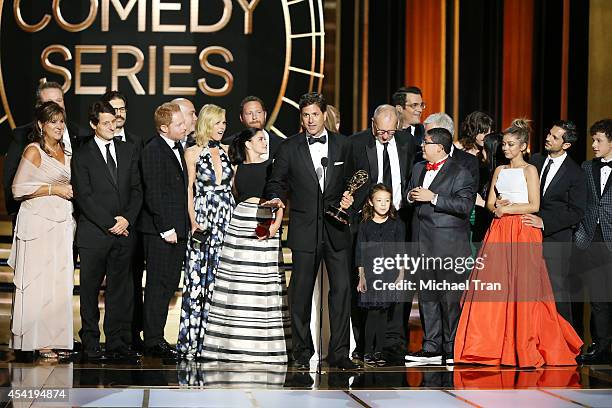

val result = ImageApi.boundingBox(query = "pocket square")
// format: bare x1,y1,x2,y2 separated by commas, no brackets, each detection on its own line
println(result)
334,161,344,166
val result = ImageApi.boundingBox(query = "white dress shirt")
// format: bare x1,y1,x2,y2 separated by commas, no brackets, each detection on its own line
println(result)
93,135,116,164
307,129,329,192
601,158,612,195
541,152,568,195
375,138,402,209
407,155,448,206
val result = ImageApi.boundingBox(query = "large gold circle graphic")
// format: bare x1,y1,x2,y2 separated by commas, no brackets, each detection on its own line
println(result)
0,0,325,139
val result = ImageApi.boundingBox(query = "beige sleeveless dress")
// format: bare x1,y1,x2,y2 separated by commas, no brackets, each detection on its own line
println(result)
9,143,75,350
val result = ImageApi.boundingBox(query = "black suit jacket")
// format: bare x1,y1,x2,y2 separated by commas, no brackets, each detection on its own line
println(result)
72,138,143,248
530,153,586,242
347,128,417,216
264,132,351,252
138,135,189,239
222,128,284,158
575,159,612,251
3,121,87,215
451,147,479,192
396,124,425,164
407,157,475,260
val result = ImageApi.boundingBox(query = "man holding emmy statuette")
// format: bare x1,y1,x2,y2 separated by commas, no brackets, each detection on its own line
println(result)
263,92,357,370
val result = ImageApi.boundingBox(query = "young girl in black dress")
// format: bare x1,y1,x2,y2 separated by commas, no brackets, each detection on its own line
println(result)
356,184,405,366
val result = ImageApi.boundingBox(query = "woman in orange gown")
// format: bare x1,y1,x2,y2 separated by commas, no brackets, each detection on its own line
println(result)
454,119,582,367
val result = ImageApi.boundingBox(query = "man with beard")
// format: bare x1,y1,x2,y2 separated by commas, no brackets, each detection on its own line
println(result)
520,121,587,324
172,98,198,148
222,95,284,159
101,91,146,147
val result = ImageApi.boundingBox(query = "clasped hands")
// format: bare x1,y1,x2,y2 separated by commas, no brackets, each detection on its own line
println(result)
108,216,129,236
494,197,543,228
408,186,435,202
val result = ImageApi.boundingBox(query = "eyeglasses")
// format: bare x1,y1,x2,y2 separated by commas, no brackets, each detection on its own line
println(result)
372,122,397,137
421,141,439,146
406,102,426,110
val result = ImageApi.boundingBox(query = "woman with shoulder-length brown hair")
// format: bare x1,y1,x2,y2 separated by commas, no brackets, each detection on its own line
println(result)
9,101,75,360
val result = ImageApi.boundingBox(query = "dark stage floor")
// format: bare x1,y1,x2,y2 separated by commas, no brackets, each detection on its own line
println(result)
0,351,611,407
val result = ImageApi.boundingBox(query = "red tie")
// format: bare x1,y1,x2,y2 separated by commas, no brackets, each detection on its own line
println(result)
426,158,448,171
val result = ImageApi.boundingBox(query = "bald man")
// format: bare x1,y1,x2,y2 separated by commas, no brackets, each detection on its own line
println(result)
172,98,198,148
345,104,417,363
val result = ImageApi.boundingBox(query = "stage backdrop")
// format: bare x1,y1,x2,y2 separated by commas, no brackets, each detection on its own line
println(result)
0,0,325,152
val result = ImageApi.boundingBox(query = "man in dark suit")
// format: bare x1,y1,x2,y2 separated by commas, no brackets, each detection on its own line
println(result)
519,121,586,324
264,92,356,370
574,119,612,364
423,112,479,191
3,81,87,216
102,90,148,350
72,101,142,362
138,102,188,358
404,127,476,365
101,90,147,147
392,86,426,163
222,95,284,158
172,98,198,148
346,104,416,362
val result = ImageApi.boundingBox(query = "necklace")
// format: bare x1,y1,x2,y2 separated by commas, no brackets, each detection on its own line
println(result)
46,143,60,154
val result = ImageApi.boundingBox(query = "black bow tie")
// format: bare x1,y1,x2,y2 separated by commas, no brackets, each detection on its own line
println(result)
307,135,327,145
208,140,221,148
601,160,612,168
173,141,182,150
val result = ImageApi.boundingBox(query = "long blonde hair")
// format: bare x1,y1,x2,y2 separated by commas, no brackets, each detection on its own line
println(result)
194,104,226,146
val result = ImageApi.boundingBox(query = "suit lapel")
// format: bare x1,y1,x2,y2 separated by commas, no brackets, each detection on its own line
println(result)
89,140,117,188
592,160,602,199
427,159,452,192
297,135,319,186
533,154,545,173
417,164,427,187
396,137,409,185
159,137,185,176
543,158,568,197
603,164,612,197
366,136,378,182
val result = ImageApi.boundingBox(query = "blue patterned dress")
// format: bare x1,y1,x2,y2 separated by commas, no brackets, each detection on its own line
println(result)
177,147,234,358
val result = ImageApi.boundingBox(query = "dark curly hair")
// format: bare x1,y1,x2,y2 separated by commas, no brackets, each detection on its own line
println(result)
459,111,494,153
229,127,261,164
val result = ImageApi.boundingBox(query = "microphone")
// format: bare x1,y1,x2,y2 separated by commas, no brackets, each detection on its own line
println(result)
320,157,328,168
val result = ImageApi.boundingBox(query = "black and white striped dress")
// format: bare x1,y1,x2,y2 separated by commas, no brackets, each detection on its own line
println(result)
201,162,291,363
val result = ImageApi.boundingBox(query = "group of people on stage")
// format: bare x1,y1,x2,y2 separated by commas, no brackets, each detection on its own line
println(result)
4,81,612,370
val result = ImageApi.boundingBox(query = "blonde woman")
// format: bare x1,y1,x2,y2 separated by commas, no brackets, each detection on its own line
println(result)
177,104,235,359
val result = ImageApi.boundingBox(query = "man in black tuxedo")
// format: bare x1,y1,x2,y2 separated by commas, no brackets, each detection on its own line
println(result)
172,98,198,148
423,112,479,191
138,102,188,358
101,90,147,147
264,92,356,370
392,86,426,163
404,127,475,365
102,90,148,350
72,101,142,362
519,121,586,324
222,95,284,158
575,119,612,364
3,81,87,216
346,104,416,362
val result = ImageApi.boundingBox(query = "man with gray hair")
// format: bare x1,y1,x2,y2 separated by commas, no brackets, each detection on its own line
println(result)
346,104,417,363
423,112,479,190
